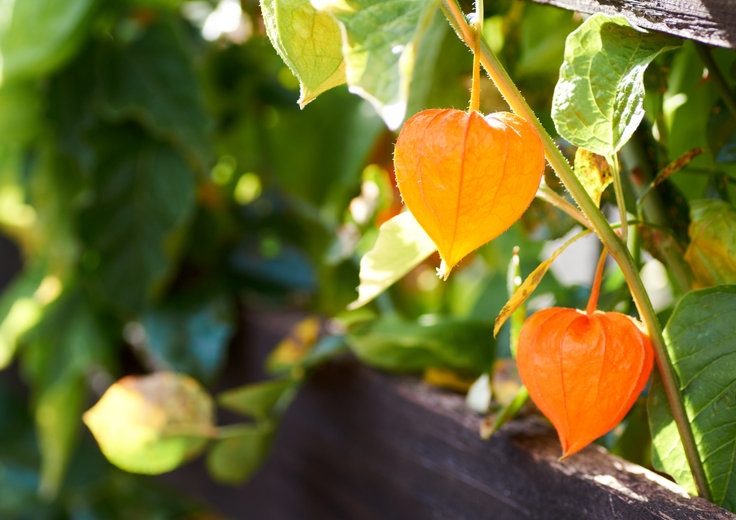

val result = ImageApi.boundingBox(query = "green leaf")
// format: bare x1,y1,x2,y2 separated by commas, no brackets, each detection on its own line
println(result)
83,372,215,475
552,14,680,157
649,286,736,507
514,3,579,78
35,375,85,500
96,19,212,169
708,99,736,163
78,126,195,315
22,289,112,499
0,265,46,369
217,378,299,420
648,371,697,495
0,81,42,143
684,199,736,287
315,0,440,129
261,0,345,107
206,422,275,484
0,0,94,83
140,297,235,383
348,211,436,310
346,315,494,373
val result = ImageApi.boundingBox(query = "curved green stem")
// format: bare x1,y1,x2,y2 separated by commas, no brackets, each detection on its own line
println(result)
440,0,710,499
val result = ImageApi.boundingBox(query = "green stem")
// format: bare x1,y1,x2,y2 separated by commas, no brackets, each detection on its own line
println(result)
609,153,628,241
440,0,710,499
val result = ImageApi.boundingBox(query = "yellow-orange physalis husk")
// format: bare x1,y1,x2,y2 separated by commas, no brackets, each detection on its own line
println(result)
393,109,544,278
516,307,654,459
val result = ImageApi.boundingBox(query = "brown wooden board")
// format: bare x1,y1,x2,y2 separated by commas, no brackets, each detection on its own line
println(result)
526,0,736,49
161,311,736,520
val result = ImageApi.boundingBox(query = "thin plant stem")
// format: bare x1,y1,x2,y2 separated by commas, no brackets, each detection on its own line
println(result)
609,153,628,241
535,184,592,229
469,0,483,112
440,0,711,500
586,248,608,316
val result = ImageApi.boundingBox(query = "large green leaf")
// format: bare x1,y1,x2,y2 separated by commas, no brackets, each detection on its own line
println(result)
0,0,94,83
348,211,436,310
552,14,679,157
261,0,345,107
649,285,736,508
96,20,211,169
684,199,736,287
346,315,494,373
78,126,195,315
315,0,440,129
140,297,235,383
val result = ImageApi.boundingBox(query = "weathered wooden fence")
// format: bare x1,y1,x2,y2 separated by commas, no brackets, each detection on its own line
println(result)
161,311,736,519
529,0,736,49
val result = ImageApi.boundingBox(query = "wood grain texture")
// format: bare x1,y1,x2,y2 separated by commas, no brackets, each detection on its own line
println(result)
527,0,736,48
161,311,736,520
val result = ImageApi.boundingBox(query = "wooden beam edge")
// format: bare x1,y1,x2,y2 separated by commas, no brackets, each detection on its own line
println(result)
527,0,736,49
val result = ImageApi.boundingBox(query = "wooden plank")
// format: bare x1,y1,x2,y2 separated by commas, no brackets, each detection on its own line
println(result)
527,0,736,49
161,311,736,519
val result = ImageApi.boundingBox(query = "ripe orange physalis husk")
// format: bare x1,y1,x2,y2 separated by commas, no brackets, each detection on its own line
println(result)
393,109,544,278
516,307,654,459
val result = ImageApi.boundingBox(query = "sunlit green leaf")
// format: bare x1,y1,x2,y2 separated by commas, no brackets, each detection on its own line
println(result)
315,0,440,129
346,315,494,373
348,211,436,310
84,372,215,475
206,422,275,484
552,14,680,157
0,0,94,83
78,126,195,315
0,266,46,369
218,378,299,420
96,19,212,169
684,199,736,287
649,286,736,507
261,0,345,106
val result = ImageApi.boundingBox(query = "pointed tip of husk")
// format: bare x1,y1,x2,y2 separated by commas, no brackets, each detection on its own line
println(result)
436,260,451,281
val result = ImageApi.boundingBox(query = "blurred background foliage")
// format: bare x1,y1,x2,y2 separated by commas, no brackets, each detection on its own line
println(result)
0,0,734,517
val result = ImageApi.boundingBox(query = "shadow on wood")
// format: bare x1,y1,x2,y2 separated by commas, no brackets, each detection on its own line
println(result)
161,311,735,520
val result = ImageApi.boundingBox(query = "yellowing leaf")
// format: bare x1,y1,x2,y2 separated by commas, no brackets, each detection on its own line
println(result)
494,229,590,336
574,148,611,207
83,372,215,475
394,109,545,278
684,199,736,288
265,316,321,371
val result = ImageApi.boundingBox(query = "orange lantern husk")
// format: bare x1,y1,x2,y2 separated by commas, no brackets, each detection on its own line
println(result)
516,307,654,459
393,108,544,278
